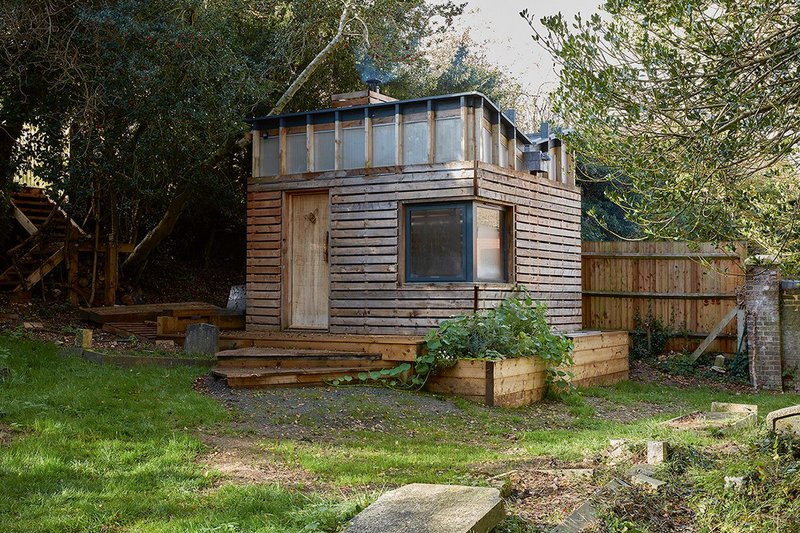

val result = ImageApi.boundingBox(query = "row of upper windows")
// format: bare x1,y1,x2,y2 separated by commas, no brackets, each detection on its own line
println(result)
257,117,521,176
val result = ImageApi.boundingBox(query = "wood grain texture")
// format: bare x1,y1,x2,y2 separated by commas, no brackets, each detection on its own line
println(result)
247,162,582,335
581,241,746,353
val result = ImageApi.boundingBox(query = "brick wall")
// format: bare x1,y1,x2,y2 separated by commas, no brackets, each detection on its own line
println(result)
781,283,800,391
745,264,783,390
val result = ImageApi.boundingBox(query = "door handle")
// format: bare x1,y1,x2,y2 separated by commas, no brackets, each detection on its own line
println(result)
323,231,329,263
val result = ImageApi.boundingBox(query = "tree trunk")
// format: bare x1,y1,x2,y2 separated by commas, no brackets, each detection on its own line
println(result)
121,187,191,279
269,3,351,115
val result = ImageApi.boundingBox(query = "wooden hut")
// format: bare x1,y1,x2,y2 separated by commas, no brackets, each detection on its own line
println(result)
244,90,582,336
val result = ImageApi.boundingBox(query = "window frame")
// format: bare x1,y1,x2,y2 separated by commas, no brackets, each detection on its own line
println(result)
403,200,510,284
404,201,473,283
474,203,510,283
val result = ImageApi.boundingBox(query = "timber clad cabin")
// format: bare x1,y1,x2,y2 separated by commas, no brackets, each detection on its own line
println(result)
245,90,581,336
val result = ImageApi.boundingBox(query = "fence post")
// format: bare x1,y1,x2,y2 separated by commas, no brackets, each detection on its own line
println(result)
744,258,783,391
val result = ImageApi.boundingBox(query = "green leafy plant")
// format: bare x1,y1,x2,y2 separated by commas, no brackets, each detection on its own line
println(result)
331,290,574,397
658,352,697,376
728,350,751,384
422,290,574,395
630,311,673,360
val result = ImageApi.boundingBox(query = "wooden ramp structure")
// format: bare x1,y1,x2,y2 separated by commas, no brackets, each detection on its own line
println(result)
1,187,86,295
2,186,136,305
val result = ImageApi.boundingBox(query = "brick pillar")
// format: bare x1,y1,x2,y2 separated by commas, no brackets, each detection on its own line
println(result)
781,283,800,391
745,262,783,391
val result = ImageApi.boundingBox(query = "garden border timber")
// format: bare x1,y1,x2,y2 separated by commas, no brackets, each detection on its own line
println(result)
424,330,629,407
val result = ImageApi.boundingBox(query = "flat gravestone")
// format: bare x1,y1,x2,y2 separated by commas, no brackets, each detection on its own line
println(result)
766,405,800,436
184,323,219,355
345,483,504,533
227,285,246,313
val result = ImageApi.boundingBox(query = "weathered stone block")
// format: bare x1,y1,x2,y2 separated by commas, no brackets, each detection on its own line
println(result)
227,285,246,313
74,329,93,349
647,441,668,464
345,483,504,533
766,405,800,436
711,402,758,416
183,323,219,355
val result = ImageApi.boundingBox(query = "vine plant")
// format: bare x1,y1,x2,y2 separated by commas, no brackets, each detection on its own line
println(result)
332,289,576,398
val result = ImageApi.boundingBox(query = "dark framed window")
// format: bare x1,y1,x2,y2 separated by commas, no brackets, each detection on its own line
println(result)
404,201,509,283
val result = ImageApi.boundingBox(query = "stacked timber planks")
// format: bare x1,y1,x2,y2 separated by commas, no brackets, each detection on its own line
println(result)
212,347,396,388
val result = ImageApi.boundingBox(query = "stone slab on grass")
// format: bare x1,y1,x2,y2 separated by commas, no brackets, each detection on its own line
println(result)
711,402,758,416
345,483,503,533
766,405,800,435
551,478,629,532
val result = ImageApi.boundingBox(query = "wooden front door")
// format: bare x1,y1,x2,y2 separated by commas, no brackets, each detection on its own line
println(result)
287,191,330,329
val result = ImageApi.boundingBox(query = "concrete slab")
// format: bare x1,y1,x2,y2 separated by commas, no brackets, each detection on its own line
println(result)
711,402,758,415
766,405,800,435
665,407,757,433
345,483,504,533
551,478,629,532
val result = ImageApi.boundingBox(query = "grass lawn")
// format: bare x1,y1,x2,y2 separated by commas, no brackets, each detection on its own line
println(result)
2,332,800,531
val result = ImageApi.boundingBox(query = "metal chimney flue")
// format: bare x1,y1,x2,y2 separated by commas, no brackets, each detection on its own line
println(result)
366,79,381,94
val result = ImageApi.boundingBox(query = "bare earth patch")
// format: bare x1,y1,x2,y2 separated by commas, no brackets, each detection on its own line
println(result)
507,468,599,530
0,423,22,446
585,396,674,422
199,434,319,490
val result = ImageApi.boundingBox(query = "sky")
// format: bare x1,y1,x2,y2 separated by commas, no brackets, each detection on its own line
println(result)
451,0,602,91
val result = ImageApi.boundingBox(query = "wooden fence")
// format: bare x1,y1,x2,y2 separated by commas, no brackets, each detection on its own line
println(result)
582,241,746,354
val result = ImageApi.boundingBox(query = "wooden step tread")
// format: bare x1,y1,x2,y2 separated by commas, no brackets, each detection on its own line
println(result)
216,347,381,359
212,365,383,378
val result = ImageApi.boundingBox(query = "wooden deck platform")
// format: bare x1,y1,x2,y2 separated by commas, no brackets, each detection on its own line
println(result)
81,302,224,324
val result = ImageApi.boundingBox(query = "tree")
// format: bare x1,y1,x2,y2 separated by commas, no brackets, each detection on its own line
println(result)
528,0,800,272
389,32,550,132
2,0,463,279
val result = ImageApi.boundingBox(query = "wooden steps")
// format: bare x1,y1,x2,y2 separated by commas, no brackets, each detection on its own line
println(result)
219,330,424,361
1,187,86,293
212,347,396,388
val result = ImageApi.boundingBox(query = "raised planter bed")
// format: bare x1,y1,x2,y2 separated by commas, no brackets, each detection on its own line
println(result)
424,331,629,407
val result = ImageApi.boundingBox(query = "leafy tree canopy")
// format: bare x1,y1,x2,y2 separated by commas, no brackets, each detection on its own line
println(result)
1,0,462,276
529,0,800,273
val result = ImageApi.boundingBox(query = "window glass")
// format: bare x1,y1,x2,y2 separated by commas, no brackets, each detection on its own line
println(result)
435,117,462,163
286,133,307,174
343,127,365,169
476,206,505,281
481,126,493,164
314,130,335,171
499,135,509,168
407,205,466,281
403,121,429,165
372,123,396,166
260,136,279,176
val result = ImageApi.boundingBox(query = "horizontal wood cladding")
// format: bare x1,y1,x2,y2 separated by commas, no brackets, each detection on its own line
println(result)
246,190,282,331
247,163,583,335
476,167,582,331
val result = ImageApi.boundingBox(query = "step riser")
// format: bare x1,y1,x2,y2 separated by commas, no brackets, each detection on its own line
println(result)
225,372,379,388
216,359,391,369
